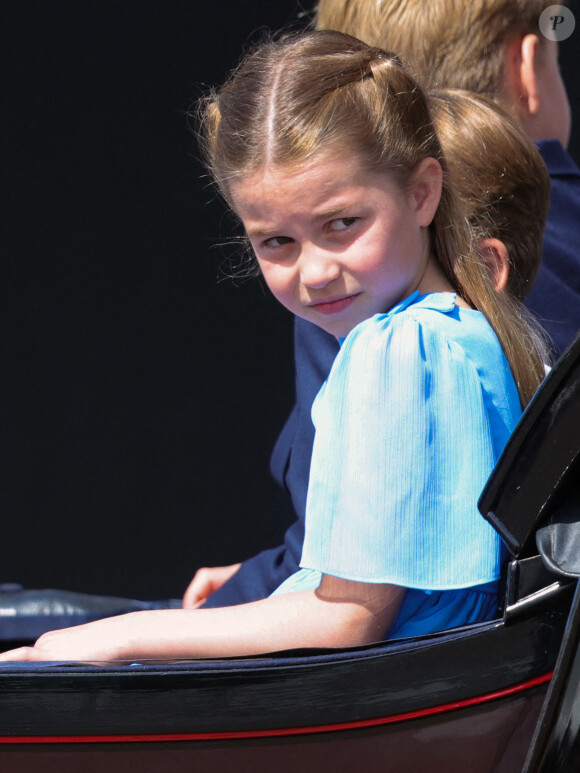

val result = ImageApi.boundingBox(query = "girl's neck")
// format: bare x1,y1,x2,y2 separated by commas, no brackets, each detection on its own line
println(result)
413,250,470,308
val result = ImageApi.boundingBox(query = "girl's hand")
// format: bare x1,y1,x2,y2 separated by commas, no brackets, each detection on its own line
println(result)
183,563,242,608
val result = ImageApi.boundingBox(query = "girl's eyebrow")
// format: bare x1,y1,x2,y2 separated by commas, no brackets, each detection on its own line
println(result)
313,190,368,218
244,201,356,238
315,206,347,219
245,225,280,239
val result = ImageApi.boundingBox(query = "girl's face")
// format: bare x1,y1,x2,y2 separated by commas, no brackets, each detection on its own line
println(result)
230,152,448,338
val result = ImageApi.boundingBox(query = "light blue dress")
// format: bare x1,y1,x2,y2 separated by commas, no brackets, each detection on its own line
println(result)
272,292,522,639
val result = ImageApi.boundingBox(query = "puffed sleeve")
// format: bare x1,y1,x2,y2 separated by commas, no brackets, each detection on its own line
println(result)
300,311,503,590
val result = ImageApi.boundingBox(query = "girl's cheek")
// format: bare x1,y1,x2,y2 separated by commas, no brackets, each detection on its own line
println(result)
259,265,288,299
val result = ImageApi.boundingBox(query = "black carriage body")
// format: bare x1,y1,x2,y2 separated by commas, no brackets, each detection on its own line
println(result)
0,592,570,772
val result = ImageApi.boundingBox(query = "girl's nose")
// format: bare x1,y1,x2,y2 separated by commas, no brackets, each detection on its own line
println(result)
299,250,341,289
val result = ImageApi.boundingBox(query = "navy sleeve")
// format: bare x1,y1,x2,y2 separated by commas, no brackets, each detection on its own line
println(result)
526,140,580,359
202,318,339,607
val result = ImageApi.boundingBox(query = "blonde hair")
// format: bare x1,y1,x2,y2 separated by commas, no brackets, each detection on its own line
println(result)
200,30,546,404
314,0,554,96
430,89,551,302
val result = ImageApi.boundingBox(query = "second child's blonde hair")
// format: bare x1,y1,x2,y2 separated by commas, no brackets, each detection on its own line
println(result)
430,89,551,301
315,0,554,95
200,31,546,404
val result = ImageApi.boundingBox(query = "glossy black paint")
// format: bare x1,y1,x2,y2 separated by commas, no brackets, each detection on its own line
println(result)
0,692,549,773
523,578,580,772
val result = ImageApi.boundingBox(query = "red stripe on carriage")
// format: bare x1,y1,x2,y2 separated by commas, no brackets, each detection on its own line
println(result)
0,671,553,744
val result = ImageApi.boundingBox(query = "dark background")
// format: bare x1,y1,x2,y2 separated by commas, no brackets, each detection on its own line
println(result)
2,1,579,600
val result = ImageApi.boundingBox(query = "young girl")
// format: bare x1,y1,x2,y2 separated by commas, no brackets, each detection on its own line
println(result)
0,30,546,662
184,86,552,610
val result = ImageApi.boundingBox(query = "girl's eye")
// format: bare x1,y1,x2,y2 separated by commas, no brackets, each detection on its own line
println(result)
329,217,358,232
262,235,294,249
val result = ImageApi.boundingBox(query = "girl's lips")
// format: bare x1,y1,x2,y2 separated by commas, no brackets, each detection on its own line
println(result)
309,294,359,315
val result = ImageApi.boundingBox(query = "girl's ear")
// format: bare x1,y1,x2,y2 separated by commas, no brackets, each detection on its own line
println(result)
409,157,442,227
478,237,510,293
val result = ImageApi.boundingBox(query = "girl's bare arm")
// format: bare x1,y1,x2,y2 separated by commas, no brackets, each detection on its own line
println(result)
0,575,405,662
